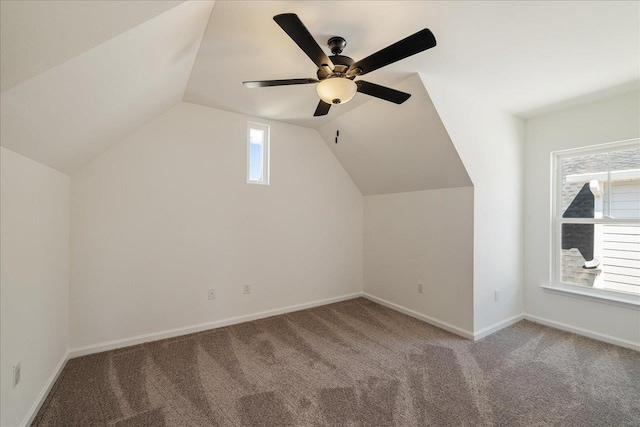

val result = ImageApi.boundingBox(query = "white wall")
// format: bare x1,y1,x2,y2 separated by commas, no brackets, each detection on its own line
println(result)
524,91,640,344
1,147,69,427
364,188,474,333
421,74,525,333
70,102,363,349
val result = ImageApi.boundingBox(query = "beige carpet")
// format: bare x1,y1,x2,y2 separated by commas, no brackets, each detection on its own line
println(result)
33,298,640,426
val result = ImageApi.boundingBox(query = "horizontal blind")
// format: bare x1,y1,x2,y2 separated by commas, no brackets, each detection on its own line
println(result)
602,223,640,293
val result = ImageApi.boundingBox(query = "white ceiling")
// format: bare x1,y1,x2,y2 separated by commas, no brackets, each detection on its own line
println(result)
317,74,472,195
185,0,639,128
0,0,185,92
0,1,637,177
0,1,214,174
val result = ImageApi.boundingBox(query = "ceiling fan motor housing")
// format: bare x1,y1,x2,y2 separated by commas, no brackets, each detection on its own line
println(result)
317,53,355,79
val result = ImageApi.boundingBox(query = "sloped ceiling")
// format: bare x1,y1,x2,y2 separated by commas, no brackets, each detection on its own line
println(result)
0,0,185,92
185,0,639,128
0,1,214,174
317,74,471,195
1,1,638,178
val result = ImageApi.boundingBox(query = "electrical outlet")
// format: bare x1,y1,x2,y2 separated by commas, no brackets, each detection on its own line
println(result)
244,284,251,294
417,282,424,294
495,290,499,302
207,289,216,300
13,362,21,388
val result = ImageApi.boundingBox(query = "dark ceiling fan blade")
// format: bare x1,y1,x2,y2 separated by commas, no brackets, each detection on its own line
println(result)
347,29,436,76
243,78,319,88
314,100,331,116
356,80,411,104
273,14,335,72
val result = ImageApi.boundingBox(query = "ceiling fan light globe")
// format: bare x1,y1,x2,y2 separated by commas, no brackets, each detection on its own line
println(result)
316,78,357,105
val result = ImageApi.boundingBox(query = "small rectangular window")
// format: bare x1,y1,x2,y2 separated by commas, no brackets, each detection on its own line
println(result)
247,122,269,185
552,140,640,296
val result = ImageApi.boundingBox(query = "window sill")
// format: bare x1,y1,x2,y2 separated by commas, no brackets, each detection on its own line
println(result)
541,284,640,310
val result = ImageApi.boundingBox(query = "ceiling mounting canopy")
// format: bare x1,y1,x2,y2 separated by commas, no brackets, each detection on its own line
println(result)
242,13,436,117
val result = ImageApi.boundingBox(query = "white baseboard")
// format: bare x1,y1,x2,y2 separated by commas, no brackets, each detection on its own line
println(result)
358,293,638,350
68,292,639,361
473,313,525,341
362,293,475,339
21,350,69,427
68,293,362,358
523,313,640,351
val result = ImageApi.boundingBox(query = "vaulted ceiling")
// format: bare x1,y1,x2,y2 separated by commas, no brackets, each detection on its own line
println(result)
0,1,185,92
1,1,213,174
186,0,639,127
1,1,638,179
317,74,471,195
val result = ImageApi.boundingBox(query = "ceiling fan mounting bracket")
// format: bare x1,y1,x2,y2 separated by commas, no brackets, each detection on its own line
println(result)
328,36,347,55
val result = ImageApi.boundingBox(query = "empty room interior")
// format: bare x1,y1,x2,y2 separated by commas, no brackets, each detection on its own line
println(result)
1,1,640,426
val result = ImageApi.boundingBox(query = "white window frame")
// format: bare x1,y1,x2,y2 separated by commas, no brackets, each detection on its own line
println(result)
548,138,640,308
247,122,270,185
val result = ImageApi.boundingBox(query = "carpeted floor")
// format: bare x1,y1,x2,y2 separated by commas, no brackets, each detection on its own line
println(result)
33,297,639,426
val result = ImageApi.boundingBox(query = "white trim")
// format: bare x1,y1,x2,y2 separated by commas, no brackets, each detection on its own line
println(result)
68,293,362,358
557,217,639,225
359,293,639,350
552,148,563,285
541,284,640,309
553,138,640,158
247,121,270,185
473,313,526,341
566,168,640,183
361,293,474,339
524,313,639,352
21,350,69,427
551,138,640,290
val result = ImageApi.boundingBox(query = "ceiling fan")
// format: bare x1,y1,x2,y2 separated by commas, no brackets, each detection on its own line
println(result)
243,13,437,117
